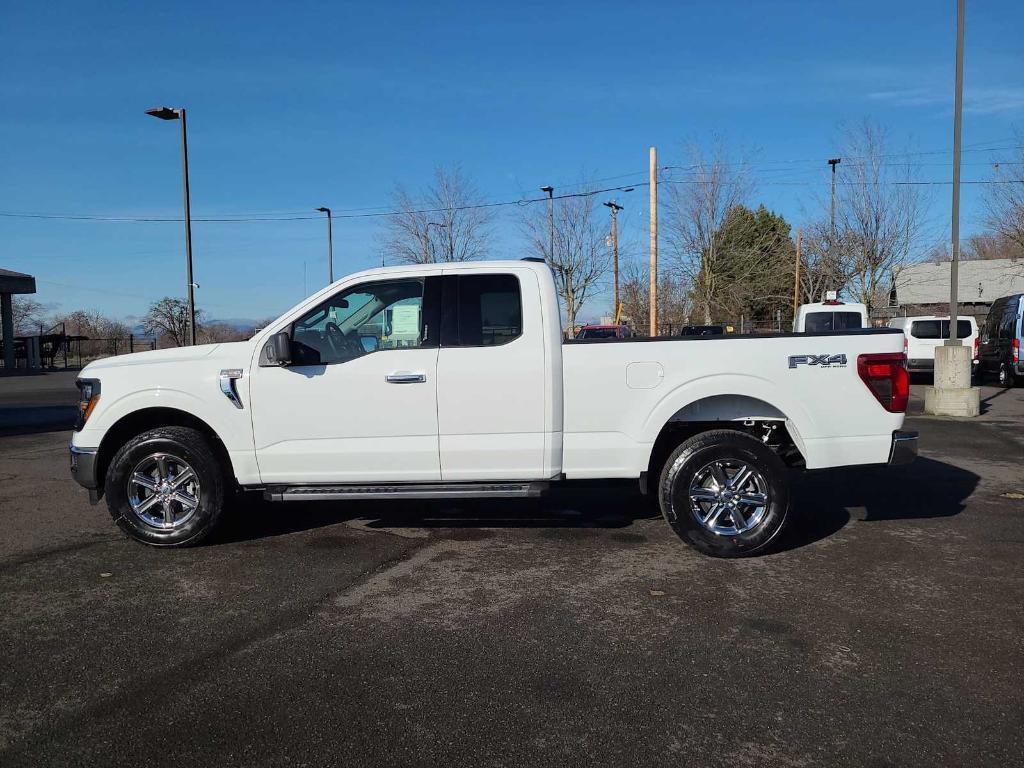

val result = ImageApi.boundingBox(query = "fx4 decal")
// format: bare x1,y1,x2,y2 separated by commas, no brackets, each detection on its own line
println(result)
788,354,848,369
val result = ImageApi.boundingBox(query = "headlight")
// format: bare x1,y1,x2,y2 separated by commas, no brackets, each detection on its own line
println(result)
75,378,101,431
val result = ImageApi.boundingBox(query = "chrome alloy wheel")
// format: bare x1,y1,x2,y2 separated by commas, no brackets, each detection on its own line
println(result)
127,453,201,530
688,459,770,536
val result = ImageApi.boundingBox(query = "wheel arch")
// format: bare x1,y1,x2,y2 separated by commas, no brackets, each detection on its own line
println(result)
96,407,235,494
643,394,806,494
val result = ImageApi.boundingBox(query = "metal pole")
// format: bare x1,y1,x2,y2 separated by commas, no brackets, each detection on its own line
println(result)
947,0,965,345
545,187,555,262
793,228,802,321
327,210,334,283
179,109,196,346
828,158,841,235
649,147,658,337
605,201,623,322
611,206,619,321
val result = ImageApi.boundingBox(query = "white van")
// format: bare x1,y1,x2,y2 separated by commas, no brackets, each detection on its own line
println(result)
887,315,979,373
793,299,869,333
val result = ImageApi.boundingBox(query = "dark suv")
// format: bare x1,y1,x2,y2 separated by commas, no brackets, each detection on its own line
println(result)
978,293,1023,387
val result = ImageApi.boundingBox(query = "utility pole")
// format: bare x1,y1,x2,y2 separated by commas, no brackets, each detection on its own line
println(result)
316,207,333,283
792,228,802,321
648,147,658,337
603,200,624,322
540,186,555,263
828,158,841,235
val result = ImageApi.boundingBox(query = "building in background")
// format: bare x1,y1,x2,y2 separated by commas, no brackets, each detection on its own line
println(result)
0,268,37,372
887,258,1024,325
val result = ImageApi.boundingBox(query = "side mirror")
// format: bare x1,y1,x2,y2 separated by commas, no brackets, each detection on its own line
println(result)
360,334,380,353
266,331,292,366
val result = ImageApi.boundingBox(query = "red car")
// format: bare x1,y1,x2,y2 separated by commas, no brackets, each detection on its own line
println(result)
575,324,634,340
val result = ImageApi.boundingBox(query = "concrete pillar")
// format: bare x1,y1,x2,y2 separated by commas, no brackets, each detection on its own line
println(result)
27,336,41,370
924,344,980,417
1,292,14,371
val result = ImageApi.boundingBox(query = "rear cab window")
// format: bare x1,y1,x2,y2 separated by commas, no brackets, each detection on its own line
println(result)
441,273,523,347
805,312,863,332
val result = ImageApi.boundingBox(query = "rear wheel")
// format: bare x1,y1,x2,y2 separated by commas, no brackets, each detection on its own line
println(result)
998,362,1017,388
658,430,791,558
104,426,225,547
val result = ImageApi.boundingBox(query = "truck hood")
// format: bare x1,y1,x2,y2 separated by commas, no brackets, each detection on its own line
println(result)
81,341,254,374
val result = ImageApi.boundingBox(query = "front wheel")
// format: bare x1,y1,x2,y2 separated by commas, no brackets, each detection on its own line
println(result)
104,426,226,547
659,430,791,557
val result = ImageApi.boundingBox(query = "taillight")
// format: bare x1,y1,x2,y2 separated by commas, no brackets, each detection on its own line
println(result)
973,336,980,361
903,334,908,356
857,352,909,413
1014,338,1020,364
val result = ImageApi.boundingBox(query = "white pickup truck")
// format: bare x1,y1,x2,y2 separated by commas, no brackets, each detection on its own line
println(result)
70,259,916,557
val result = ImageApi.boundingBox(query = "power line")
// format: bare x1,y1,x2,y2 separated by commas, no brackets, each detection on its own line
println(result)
3,140,1022,225
0,182,645,224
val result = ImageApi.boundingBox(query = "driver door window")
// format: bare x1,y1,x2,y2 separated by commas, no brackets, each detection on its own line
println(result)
291,279,425,365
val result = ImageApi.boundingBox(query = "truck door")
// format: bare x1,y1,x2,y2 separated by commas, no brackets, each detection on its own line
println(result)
435,270,548,480
250,276,442,484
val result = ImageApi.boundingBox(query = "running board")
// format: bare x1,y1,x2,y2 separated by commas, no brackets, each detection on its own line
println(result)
264,482,548,502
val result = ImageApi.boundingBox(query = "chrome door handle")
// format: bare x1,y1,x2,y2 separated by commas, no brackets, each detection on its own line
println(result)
385,373,426,384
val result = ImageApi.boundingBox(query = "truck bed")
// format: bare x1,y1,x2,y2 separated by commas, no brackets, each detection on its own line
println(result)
559,327,905,477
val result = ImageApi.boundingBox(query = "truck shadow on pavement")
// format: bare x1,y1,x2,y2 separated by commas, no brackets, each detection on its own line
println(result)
218,457,978,554
217,482,657,545
779,456,979,551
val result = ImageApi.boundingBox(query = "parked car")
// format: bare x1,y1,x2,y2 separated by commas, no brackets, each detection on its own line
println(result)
794,299,868,333
679,325,724,336
69,259,915,558
576,324,633,340
887,316,979,375
978,293,1023,387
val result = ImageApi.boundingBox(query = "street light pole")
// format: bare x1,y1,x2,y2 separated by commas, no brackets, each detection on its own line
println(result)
925,0,978,417
540,186,554,263
828,158,841,235
948,0,965,344
316,207,333,283
604,201,624,322
146,106,196,346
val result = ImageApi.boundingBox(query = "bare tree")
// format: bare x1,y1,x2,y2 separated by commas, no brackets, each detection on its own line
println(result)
142,297,206,347
985,138,1024,251
54,309,130,340
51,308,131,358
382,166,494,264
833,121,924,312
797,219,856,303
522,189,608,331
664,138,753,324
12,297,46,335
619,259,689,335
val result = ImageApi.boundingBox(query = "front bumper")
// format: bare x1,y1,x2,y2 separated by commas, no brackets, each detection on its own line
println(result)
888,430,918,465
70,443,101,502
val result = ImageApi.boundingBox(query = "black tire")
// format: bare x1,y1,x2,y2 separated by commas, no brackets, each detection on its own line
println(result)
658,429,790,558
998,362,1016,388
104,426,226,547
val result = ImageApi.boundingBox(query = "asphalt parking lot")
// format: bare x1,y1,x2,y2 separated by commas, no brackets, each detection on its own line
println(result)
1,371,1022,766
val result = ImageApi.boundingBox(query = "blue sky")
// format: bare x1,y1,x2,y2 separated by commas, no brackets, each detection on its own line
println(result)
1,0,1022,325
